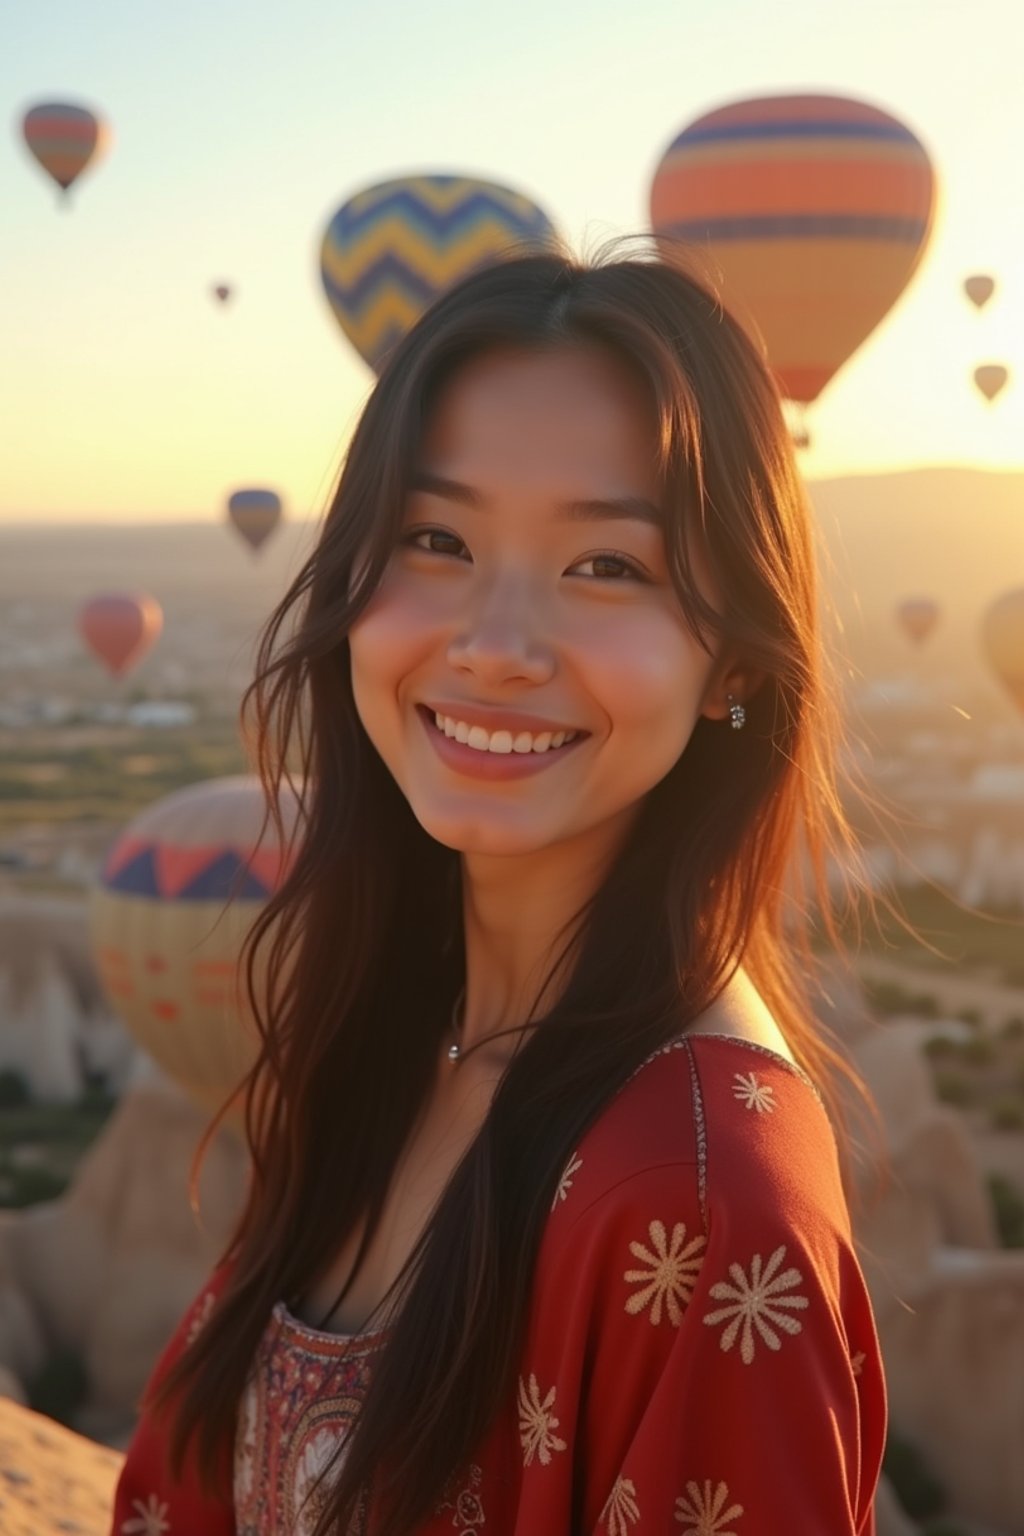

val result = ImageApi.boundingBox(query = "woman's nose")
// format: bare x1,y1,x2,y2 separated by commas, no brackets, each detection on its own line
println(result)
445,575,555,684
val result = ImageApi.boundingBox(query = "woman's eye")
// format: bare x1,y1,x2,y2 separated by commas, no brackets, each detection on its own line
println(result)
400,527,648,583
403,527,467,559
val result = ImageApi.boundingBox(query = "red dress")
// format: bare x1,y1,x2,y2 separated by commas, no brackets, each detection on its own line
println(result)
111,1032,887,1534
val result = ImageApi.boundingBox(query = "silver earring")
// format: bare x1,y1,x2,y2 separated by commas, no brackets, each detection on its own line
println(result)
726,693,746,730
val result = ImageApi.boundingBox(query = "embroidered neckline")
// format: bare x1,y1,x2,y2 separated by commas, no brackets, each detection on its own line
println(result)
272,1297,392,1348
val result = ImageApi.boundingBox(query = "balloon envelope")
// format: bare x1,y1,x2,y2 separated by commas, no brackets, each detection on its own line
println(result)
981,589,1024,717
21,102,110,193
78,593,162,677
89,775,302,1122
964,275,995,309
974,364,1008,402
228,488,282,552
212,283,233,304
319,174,559,373
649,93,936,405
897,597,940,645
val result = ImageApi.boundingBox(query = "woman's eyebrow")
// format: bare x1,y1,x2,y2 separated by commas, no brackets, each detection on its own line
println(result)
409,469,663,527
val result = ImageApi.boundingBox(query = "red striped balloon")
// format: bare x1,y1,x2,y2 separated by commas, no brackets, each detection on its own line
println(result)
650,94,936,407
21,102,111,196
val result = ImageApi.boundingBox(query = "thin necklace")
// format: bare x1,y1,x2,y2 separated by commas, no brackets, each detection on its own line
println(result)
447,984,466,1063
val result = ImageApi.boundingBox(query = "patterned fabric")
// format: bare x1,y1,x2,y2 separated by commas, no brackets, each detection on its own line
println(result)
109,1033,887,1534
234,1304,387,1535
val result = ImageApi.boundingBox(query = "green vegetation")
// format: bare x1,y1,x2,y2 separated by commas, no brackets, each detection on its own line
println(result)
826,883,1024,986
883,1426,947,1519
988,1173,1024,1247
0,1068,32,1108
862,977,940,1018
0,720,248,834
990,1097,1024,1133
932,1071,974,1108
957,1034,995,1067
26,1346,89,1428
0,1084,120,1209
923,1035,958,1059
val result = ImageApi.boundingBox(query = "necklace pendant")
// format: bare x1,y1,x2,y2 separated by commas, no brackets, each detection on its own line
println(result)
447,1042,461,1063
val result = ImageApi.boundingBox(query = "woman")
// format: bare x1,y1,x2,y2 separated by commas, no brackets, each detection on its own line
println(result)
111,241,888,1535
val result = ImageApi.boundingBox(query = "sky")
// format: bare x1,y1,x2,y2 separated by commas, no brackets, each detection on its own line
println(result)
4,0,1022,524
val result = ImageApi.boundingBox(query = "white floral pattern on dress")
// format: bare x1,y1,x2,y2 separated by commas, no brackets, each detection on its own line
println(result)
624,1220,706,1326
674,1478,744,1533
731,1071,776,1114
292,1425,347,1535
517,1372,568,1466
601,1473,640,1533
702,1244,809,1364
552,1151,583,1210
121,1492,172,1535
850,1349,866,1377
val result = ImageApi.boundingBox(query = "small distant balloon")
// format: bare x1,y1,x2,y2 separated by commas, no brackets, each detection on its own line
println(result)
320,174,559,374
974,365,1009,402
21,101,111,198
78,593,163,677
212,283,233,305
981,588,1024,717
897,597,940,646
963,275,995,310
791,425,811,451
227,488,282,553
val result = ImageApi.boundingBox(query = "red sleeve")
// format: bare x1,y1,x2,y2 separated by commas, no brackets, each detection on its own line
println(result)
572,1057,888,1534
109,1260,238,1536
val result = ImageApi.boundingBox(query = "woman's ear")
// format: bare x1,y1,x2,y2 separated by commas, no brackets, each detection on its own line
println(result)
699,663,767,723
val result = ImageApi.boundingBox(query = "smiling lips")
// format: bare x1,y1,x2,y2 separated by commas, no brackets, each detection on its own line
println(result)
421,699,587,741
416,704,589,781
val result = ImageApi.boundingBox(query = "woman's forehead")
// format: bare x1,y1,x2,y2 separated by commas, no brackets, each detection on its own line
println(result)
419,346,660,496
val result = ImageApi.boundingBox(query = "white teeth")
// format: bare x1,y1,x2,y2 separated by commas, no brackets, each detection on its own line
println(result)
431,711,580,755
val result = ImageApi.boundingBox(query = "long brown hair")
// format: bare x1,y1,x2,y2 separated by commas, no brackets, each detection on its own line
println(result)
145,236,892,1534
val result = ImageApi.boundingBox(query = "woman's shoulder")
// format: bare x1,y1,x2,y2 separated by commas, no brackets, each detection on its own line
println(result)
546,1013,839,1253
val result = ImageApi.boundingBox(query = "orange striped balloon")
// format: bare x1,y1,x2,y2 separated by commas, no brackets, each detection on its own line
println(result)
21,101,111,196
650,94,936,406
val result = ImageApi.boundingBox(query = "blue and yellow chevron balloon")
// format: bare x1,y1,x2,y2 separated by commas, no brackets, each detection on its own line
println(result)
319,175,559,373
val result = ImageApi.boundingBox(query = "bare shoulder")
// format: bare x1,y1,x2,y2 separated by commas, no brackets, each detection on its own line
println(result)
686,965,798,1067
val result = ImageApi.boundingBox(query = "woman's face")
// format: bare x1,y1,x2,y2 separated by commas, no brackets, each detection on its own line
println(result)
349,344,728,858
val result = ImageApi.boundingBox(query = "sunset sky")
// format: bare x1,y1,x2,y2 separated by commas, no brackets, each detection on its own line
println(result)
4,0,1022,524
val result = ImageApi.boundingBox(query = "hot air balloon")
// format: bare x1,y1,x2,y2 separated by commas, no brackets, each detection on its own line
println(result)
981,589,1024,717
21,102,111,200
212,283,233,304
227,488,282,553
78,593,163,677
964,275,995,310
649,94,936,412
90,775,302,1123
319,174,559,374
897,597,940,646
974,364,1009,402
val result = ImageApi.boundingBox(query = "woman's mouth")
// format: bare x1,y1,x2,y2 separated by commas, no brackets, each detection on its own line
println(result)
416,705,590,781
